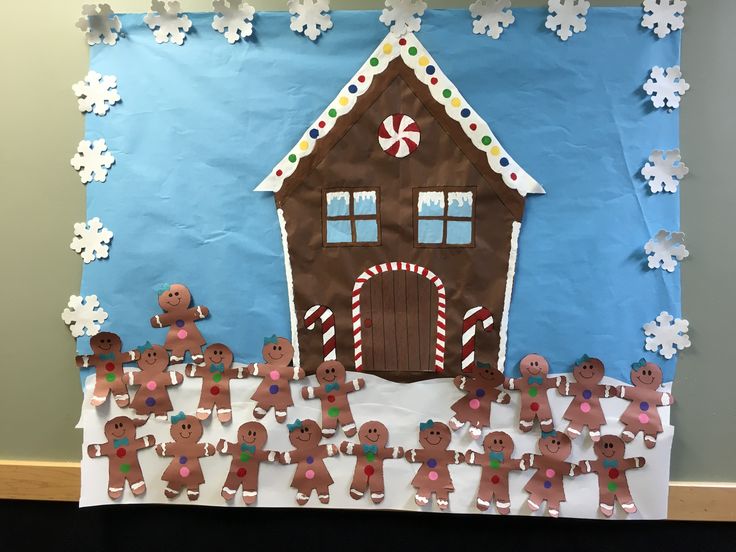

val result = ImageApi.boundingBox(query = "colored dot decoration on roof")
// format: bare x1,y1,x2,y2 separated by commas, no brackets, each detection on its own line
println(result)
369,57,379,66
442,88,452,98
460,108,471,118
500,157,509,167
399,37,406,46
383,43,393,54
490,145,501,156
510,173,517,181
358,75,366,83
309,129,319,138
348,84,358,93
418,56,429,66
451,98,461,108
299,140,309,150
275,169,283,177
288,154,297,162
430,77,438,85
318,121,325,128
469,123,477,131
339,96,348,106
328,108,337,117
408,46,417,55
426,65,435,75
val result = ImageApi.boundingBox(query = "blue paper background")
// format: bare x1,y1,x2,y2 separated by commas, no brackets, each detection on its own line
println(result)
79,8,681,385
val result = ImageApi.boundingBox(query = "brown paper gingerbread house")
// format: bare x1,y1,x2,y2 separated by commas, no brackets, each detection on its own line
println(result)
255,33,544,382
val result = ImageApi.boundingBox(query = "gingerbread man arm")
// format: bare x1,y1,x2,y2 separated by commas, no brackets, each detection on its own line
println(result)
380,446,404,460
345,378,366,394
599,384,618,398
226,365,248,381
617,385,639,401
339,441,358,456
565,461,581,477
443,449,465,464
289,366,306,381
453,375,474,392
245,363,262,377
255,449,280,463
87,441,114,458
150,312,176,328
546,375,565,390
155,442,175,457
158,370,184,387
622,456,647,470
656,391,675,406
578,459,600,475
216,439,238,456
464,449,485,466
185,363,209,378
521,452,539,468
124,350,141,363
132,434,156,451
196,442,217,458
512,457,527,471
503,377,519,390
279,448,305,465
123,370,139,386
301,385,328,400
404,448,435,463
557,378,581,397
490,387,511,404
317,443,339,460
187,305,209,321
76,353,99,368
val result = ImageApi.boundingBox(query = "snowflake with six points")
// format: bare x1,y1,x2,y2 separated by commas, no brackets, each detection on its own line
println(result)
643,65,690,110
469,0,515,40
545,0,589,41
644,311,690,360
288,0,333,41
76,4,122,46
642,0,686,39
70,139,115,184
212,0,255,43
144,0,192,45
62,295,109,337
641,149,689,193
645,230,689,272
380,0,427,37
71,218,114,264
72,71,120,116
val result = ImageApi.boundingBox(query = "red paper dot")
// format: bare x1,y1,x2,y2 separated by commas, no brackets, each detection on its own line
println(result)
358,75,366,83
530,402,539,412
116,448,126,458
469,123,477,131
364,465,375,476
491,475,500,484
237,467,247,477
275,169,283,177
430,77,438,85
318,121,326,128
105,362,115,372
399,38,406,46
608,468,619,479
327,395,335,403
510,173,517,181
211,386,220,395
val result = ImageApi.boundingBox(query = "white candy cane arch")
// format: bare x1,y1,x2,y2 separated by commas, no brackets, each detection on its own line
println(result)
304,305,337,361
461,306,494,372
352,262,446,373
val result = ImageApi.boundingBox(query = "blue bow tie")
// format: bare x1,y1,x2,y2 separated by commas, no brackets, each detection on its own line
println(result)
114,437,129,448
325,382,340,392
99,353,115,361
241,444,256,454
603,459,619,468
362,444,378,455
489,451,504,463
528,376,544,385
210,363,224,373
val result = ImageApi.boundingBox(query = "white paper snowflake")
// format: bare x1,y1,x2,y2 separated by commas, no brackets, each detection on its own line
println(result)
212,0,255,43
62,295,109,337
545,0,589,41
645,230,689,272
469,0,515,39
642,0,686,39
641,149,689,193
379,0,427,37
288,0,333,41
70,139,115,184
643,65,690,110
144,1,192,45
70,218,114,264
644,311,690,360
76,4,122,46
72,71,120,116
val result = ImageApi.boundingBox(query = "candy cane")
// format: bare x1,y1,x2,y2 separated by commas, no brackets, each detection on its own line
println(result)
461,307,494,372
304,305,336,361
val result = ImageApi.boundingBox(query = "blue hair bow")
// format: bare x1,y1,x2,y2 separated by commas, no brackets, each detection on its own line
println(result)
264,335,279,345
631,358,647,371
476,361,491,369
171,411,186,424
575,354,591,365
154,283,171,297
541,430,557,439
136,341,153,353
287,419,303,433
419,419,434,431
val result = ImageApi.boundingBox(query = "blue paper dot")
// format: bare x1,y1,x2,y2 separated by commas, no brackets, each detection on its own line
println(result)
179,456,188,465
269,384,278,395
476,388,486,398
582,390,592,400
306,456,314,464
460,108,470,118
309,129,319,139
348,84,358,93
145,397,156,407
426,65,435,75
544,480,552,489
175,320,185,328
427,458,437,468
640,401,650,411
500,157,509,167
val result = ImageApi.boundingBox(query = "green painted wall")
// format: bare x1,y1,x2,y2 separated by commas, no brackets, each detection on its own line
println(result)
0,0,732,481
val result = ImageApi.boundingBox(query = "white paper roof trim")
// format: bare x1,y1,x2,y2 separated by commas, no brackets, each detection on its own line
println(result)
255,33,544,197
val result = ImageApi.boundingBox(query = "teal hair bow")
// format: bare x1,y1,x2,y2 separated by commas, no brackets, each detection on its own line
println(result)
210,363,225,373
603,459,619,468
631,358,647,371
362,444,378,455
541,430,557,439
113,437,129,448
154,283,171,297
241,443,256,454
287,419,302,433
419,419,434,431
325,382,340,392
489,451,504,463
476,361,491,369
575,354,591,365
171,411,186,424
99,353,115,361
264,335,279,345
136,341,153,353
528,376,544,385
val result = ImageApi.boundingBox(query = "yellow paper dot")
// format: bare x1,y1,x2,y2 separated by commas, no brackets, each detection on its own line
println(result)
339,96,349,106
490,146,501,156
299,141,309,151
418,56,429,66
383,43,393,54
451,98,461,108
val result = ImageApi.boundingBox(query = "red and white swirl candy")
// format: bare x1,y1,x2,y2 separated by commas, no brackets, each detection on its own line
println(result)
378,113,420,158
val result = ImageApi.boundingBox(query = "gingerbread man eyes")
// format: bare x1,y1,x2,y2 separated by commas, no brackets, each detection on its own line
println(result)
168,291,180,298
271,345,283,351
181,423,192,430
603,442,615,449
492,438,504,445
246,430,257,436
299,427,310,434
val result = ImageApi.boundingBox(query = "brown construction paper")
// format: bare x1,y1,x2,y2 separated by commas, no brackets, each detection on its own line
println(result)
75,331,139,408
186,343,247,423
124,342,183,419
504,353,562,433
449,361,510,439
150,283,210,364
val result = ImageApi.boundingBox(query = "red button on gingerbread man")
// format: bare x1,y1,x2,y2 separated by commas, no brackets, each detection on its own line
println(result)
124,342,183,420
186,343,247,423
247,336,304,423
504,353,561,433
449,361,510,440
301,360,365,438
76,331,139,408
150,283,209,364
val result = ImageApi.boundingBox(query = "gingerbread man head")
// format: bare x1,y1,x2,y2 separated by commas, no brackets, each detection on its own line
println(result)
474,361,504,386
483,430,515,458
204,343,233,368
519,353,549,378
358,421,389,448
104,415,146,442
594,435,626,461
136,343,169,373
157,283,192,313
287,418,320,449
237,421,268,450
315,360,346,386
573,355,605,385
170,412,203,442
90,331,122,355
538,431,572,461
418,420,451,451
630,359,663,390
261,335,293,366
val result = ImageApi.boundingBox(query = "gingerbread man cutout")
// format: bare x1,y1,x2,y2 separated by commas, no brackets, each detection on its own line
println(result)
449,361,510,440
150,283,209,364
579,435,646,517
521,431,580,517
155,412,216,501
247,336,304,424
301,360,365,438
340,421,404,504
186,343,247,423
87,416,155,500
76,331,139,407
557,355,618,441
618,359,674,449
280,418,339,506
217,421,279,505
124,342,183,420
405,420,464,511
465,431,526,515
504,353,561,433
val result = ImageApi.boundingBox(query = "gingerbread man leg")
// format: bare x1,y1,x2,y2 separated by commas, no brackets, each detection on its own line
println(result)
169,344,189,364
599,492,616,517
91,379,112,407
527,492,543,511
214,394,232,423
187,345,204,364
274,408,288,424
111,380,130,408
565,420,584,440
519,412,536,432
547,499,561,518
536,403,554,432
643,432,658,449
317,486,330,504
468,423,482,440
186,484,200,501
414,486,431,507
164,481,182,499
339,411,357,438
495,492,512,515
253,402,270,419
621,427,637,443
369,473,385,504
436,489,450,510
588,424,602,442
349,470,369,501
475,481,493,511
321,410,339,438
296,488,311,506
126,465,146,496
108,472,125,500
448,415,465,431
196,394,216,420
616,487,638,514
221,473,241,501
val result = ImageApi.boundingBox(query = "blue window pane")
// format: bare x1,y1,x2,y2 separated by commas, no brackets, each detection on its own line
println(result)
354,191,377,215
446,221,473,245
355,219,378,243
326,192,350,216
326,220,352,243
447,191,473,217
418,219,444,244
417,192,445,217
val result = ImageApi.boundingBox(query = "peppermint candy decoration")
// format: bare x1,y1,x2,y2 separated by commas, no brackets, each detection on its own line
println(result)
378,113,420,158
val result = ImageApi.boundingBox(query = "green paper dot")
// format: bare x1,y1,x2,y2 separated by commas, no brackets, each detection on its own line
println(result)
212,373,222,383
366,452,375,462
369,57,379,66
240,452,251,462
490,459,500,469
607,482,618,492
408,46,417,56
105,373,116,382
327,406,340,418
119,463,130,474
442,89,452,98
528,387,538,398
481,136,492,146
328,108,337,118
288,154,297,162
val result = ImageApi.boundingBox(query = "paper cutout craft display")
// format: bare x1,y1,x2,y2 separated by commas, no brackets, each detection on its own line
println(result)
645,230,689,272
618,360,674,449
405,420,465,510
218,421,279,505
72,71,120,116
465,431,526,514
643,66,690,110
70,139,115,184
76,4,122,46
504,353,561,433
301,360,365,438
63,294,108,337
449,361,510,440
186,343,247,423
469,0,515,40
155,413,216,501
76,332,138,407
287,0,333,41
556,355,617,442
545,0,589,41
521,431,580,517
124,342,183,420
641,149,689,193
70,217,113,264
643,311,690,359
247,336,304,423
642,0,686,39
144,1,192,45
212,0,255,43
88,416,155,499
280,419,339,505
579,435,646,517
150,283,209,364
380,0,426,36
